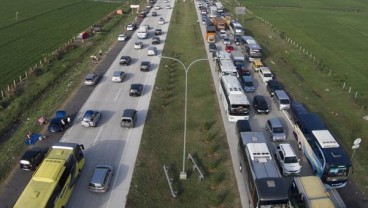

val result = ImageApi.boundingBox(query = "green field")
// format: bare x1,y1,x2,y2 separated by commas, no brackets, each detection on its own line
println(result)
0,0,123,89
242,0,368,103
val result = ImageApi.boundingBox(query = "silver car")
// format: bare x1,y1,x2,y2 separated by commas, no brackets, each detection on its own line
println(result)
266,118,287,141
89,165,114,193
81,110,101,127
84,73,99,86
111,71,125,82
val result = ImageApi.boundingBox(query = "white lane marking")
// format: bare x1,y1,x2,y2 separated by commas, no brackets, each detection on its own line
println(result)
115,88,121,102
92,126,104,147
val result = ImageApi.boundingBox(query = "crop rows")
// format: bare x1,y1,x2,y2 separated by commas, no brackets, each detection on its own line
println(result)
0,0,122,89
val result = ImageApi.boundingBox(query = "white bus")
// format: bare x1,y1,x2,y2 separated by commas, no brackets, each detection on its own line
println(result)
216,51,238,76
219,75,250,121
229,20,244,36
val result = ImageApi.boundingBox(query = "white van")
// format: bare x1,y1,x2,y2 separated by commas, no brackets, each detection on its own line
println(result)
274,90,290,110
259,67,273,83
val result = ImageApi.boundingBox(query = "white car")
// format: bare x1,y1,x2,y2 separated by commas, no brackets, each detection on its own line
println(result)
147,46,157,56
111,71,125,82
155,5,161,10
165,5,171,9
275,144,302,175
126,23,136,31
118,33,128,41
158,18,165,25
134,41,143,49
164,0,169,2
222,36,231,45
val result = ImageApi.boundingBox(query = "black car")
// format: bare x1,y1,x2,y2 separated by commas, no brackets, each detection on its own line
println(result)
19,147,48,171
253,95,269,114
48,110,70,133
119,56,132,65
129,84,144,96
152,11,158,16
155,29,162,35
140,61,151,72
234,35,242,45
152,36,160,44
267,80,283,96
209,43,217,53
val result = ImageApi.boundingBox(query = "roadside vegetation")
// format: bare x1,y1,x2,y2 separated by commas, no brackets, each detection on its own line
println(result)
223,0,368,194
0,0,143,186
126,2,240,207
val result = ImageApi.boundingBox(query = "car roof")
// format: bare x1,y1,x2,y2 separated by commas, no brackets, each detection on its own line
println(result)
84,110,95,118
131,84,142,88
268,118,283,127
86,73,96,78
148,46,156,50
141,61,150,64
122,109,137,117
113,71,124,76
21,148,46,160
254,95,266,102
121,56,130,59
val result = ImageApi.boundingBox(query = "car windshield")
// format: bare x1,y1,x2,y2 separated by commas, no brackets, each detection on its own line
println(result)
273,127,284,133
284,156,298,164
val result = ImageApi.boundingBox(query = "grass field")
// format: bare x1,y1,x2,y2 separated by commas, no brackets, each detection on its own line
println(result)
126,2,240,207
220,0,368,193
0,0,124,90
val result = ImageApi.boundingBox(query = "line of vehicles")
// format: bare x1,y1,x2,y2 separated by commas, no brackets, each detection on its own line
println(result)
196,0,351,207
14,0,171,207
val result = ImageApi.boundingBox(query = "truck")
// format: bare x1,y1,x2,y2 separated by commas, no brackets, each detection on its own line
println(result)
211,17,226,31
231,51,245,70
215,2,224,13
206,25,216,43
208,6,217,18
137,26,148,39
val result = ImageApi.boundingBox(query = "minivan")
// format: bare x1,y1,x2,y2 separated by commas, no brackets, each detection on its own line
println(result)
252,59,263,72
121,109,137,128
259,67,273,83
274,90,291,110
89,165,114,193
266,118,287,141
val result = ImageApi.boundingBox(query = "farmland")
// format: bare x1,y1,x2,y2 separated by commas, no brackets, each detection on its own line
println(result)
0,0,124,89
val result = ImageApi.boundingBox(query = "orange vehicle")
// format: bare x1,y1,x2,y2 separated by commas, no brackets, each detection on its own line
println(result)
206,26,216,43
211,17,226,31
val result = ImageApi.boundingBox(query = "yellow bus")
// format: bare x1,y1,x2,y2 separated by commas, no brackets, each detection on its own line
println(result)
14,142,85,208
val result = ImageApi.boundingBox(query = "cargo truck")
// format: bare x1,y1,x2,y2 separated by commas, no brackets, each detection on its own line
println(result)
211,17,226,31
206,25,216,43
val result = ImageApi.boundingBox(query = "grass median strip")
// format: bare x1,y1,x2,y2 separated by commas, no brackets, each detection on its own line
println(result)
126,2,240,207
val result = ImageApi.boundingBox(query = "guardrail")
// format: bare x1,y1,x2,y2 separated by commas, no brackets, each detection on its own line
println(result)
163,164,177,198
188,154,205,181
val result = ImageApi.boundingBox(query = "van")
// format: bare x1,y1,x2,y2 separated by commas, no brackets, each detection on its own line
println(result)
121,109,137,128
274,90,291,110
259,67,273,83
251,59,263,72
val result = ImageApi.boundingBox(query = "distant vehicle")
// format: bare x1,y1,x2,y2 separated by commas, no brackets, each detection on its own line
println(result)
147,46,157,56
89,165,114,193
81,110,102,127
19,147,48,171
158,17,165,24
219,29,227,37
119,56,132,65
152,11,157,16
134,41,143,50
267,80,283,96
126,23,136,31
155,28,162,35
155,5,161,10
209,43,217,53
140,61,151,72
266,118,287,141
152,36,161,44
129,84,144,96
165,5,171,9
48,110,70,133
234,35,242,45
84,73,99,86
111,71,125,82
164,0,169,2
222,36,230,45
275,143,302,175
138,11,146,18
117,33,128,42
225,45,234,53
253,95,269,114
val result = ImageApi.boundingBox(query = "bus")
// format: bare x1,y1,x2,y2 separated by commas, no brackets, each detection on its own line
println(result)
291,103,352,189
216,51,238,76
238,131,289,207
241,36,262,61
229,20,244,36
14,142,85,208
219,75,250,122
290,176,336,208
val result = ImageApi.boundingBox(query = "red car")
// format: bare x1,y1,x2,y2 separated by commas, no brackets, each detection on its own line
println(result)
225,45,234,53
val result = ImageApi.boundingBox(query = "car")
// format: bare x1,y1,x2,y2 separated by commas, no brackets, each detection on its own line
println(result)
19,147,48,171
146,5,152,8
84,73,99,86
138,11,146,18
111,71,125,82
219,29,227,37
222,36,231,45
147,46,157,56
253,95,269,114
155,28,162,35
81,110,102,127
119,56,132,65
266,118,287,141
234,35,242,45
121,109,138,128
209,43,217,53
267,80,283,97
225,45,234,53
117,33,128,42
134,41,143,49
89,165,114,193
164,0,169,2
238,66,251,76
155,5,161,10
130,84,144,96
241,75,256,92
152,11,158,16
152,36,160,44
158,17,165,24
140,61,152,72
275,144,302,175
126,23,136,31
259,66,273,83
165,5,171,9
48,110,70,133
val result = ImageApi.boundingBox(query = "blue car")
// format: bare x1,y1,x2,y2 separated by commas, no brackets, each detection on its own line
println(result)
47,110,70,133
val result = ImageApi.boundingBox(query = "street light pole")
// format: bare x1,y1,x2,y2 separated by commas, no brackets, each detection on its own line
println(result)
159,55,208,180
